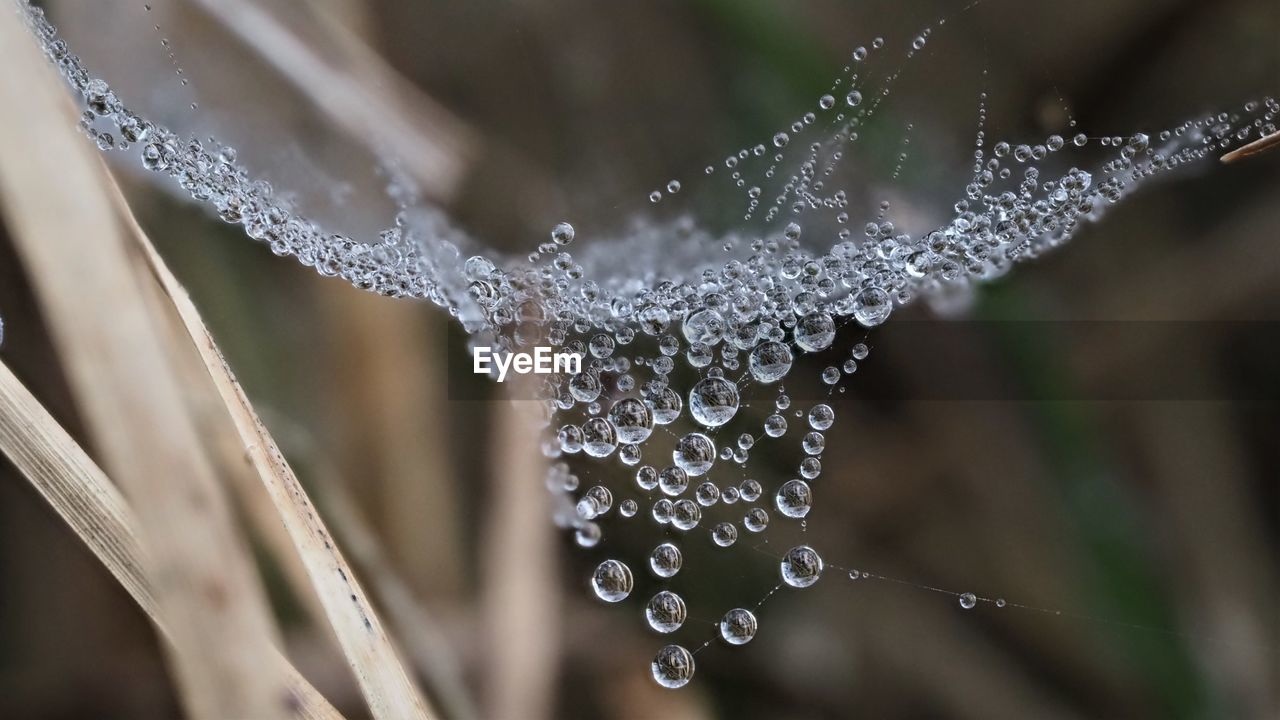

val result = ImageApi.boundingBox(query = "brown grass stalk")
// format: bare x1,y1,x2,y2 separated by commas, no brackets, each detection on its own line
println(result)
0,360,344,720
0,9,296,718
118,185,436,720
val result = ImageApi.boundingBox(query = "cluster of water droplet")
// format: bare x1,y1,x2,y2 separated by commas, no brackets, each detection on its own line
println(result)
20,0,1277,690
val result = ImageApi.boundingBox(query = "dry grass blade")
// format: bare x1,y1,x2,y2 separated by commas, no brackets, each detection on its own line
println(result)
1221,129,1280,163
191,0,473,202
0,9,294,718
482,384,559,720
0,360,344,720
117,189,435,720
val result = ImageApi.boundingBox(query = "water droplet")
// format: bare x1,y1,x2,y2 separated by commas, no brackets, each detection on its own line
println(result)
646,591,687,633
591,559,633,602
719,608,758,645
650,543,682,578
781,545,823,588
959,592,977,609
651,644,695,688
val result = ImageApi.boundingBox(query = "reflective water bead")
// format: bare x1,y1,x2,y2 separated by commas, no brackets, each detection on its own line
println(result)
650,543,683,578
711,522,739,547
636,465,659,491
646,591,687,633
659,466,689,497
550,221,575,246
652,498,674,524
808,404,835,430
648,387,683,425
619,499,638,518
689,376,740,427
780,545,823,588
581,417,617,457
739,479,762,502
591,559,633,602
802,431,825,455
719,608,758,645
650,645,695,689
743,507,769,532
959,592,977,609
695,481,721,506
608,397,654,444
671,499,702,531
673,433,716,476
764,414,788,437
749,340,793,383
795,312,836,352
853,287,893,326
775,479,813,518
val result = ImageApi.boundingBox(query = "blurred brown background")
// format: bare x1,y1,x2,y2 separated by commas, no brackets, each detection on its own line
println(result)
1,0,1277,718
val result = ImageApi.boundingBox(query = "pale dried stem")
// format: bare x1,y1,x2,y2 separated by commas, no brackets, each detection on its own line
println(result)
0,360,345,720
0,9,294,718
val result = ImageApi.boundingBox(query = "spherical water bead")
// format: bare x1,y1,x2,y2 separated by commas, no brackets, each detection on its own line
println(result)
648,387,683,425
569,372,602,403
659,466,689,497
574,522,601,547
608,397,654,444
744,507,770,532
682,308,726,345
851,343,869,360
795,312,836,352
591,559,634,602
586,485,613,515
959,592,977,609
802,431,825,455
780,545,823,588
719,608,758,645
550,221,575,246
846,90,863,107
636,465,659,491
589,333,616,358
739,479,762,502
749,341,793,384
581,418,617,457
666,180,682,194
995,598,1007,608
764,413,788,437
650,645,695,689
821,367,841,385
671,499,702,531
738,433,755,450
775,479,813,518
819,94,836,110
852,46,868,62
689,377,740,427
619,444,642,465
1073,133,1088,147
649,191,662,203
711,522,739,547
673,433,716,476
620,499,639,518
558,424,584,453
652,498,674,524
853,287,893,327
722,486,741,504
799,457,822,480
776,393,791,410
695,481,721,506
808,404,835,430
650,543,682,578
646,591,687,633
